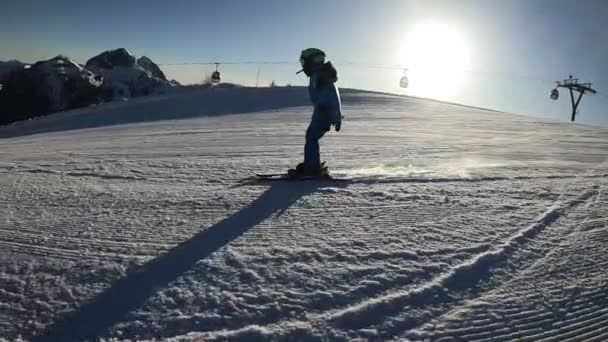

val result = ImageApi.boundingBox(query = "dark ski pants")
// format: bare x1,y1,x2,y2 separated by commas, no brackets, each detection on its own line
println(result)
304,110,329,168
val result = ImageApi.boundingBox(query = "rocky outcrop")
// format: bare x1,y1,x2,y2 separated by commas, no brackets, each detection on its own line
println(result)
86,49,176,99
137,56,167,81
0,56,103,125
0,60,25,82
85,48,136,69
32,55,104,112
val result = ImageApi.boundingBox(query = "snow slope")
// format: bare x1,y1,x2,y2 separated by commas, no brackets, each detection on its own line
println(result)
0,87,607,341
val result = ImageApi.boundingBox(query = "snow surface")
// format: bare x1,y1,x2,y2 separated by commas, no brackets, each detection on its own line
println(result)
1,87,607,341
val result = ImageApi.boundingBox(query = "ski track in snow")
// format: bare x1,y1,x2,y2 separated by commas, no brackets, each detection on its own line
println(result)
0,88,607,341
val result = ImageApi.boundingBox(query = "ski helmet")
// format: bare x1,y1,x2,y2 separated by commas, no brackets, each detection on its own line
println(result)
300,48,326,65
298,48,326,76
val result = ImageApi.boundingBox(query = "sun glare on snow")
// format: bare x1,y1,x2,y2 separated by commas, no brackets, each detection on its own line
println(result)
401,20,472,99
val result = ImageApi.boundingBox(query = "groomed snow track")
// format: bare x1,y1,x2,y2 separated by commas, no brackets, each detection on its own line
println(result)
1,87,607,341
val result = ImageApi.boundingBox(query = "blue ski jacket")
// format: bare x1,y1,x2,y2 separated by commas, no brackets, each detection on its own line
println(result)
308,65,342,130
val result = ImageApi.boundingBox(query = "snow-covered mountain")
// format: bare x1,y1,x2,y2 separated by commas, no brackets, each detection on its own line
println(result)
85,48,178,99
1,88,607,341
0,49,178,126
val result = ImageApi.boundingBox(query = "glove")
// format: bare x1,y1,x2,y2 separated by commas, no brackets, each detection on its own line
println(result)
335,115,344,132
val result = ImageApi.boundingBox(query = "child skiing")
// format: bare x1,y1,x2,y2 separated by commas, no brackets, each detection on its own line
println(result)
290,48,342,178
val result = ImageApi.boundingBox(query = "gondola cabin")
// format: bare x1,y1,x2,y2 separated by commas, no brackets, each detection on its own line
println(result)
211,71,221,84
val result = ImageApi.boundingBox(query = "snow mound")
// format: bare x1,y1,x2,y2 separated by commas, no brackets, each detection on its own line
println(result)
0,86,312,137
0,87,411,138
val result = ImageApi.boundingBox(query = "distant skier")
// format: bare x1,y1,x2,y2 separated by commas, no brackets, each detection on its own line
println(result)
291,48,342,177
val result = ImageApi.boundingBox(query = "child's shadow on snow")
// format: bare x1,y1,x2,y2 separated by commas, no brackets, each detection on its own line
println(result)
35,182,320,342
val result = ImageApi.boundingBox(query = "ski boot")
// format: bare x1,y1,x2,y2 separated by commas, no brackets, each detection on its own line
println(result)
288,162,329,179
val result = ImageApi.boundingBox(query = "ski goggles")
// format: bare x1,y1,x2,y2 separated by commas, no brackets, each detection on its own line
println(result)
300,55,325,66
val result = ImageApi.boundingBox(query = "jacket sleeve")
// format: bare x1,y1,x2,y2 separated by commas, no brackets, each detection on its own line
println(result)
328,84,342,125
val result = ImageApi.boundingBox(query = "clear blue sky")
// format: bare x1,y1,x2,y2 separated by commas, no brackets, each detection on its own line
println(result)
1,0,607,125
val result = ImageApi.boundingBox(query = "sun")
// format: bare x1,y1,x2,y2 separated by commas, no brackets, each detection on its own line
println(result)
401,20,472,99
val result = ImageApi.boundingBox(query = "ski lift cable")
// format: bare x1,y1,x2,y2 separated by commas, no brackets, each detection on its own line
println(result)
159,61,294,66
157,60,561,86
592,91,608,105
330,62,555,84
596,91,608,99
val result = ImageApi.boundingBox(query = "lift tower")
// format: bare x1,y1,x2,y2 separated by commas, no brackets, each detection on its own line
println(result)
550,75,596,122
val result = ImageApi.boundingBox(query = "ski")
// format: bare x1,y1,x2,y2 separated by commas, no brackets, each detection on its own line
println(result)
249,162,350,182
255,173,286,178
255,173,349,182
